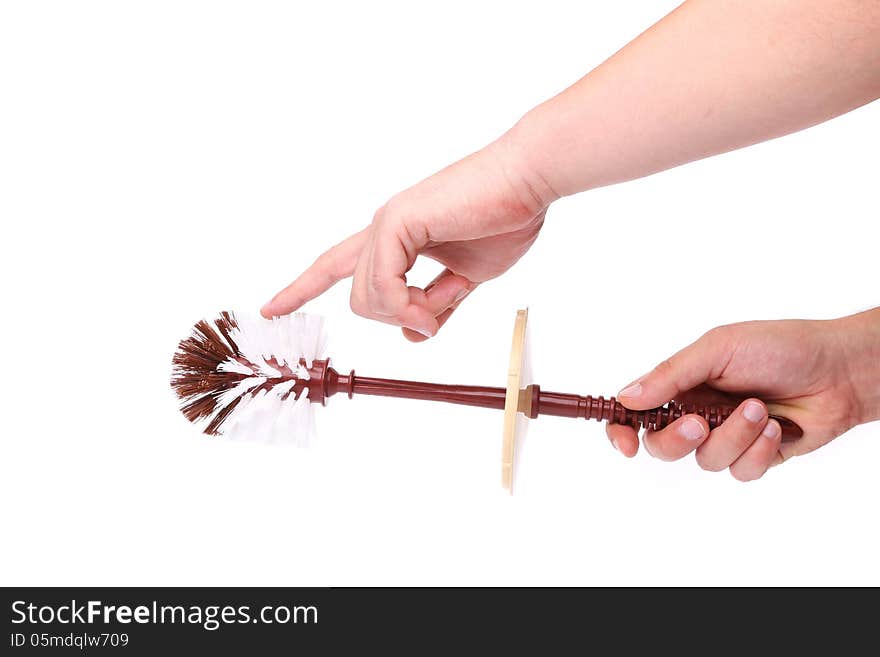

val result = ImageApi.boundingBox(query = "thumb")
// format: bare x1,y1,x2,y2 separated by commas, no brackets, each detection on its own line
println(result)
617,328,732,410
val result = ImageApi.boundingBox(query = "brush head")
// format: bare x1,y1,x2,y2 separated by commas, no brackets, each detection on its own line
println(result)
171,311,327,444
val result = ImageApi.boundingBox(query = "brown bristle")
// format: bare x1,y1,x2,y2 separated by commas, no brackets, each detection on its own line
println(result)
204,395,242,435
170,371,246,401
171,310,249,433
180,393,219,423
215,311,239,353
192,319,236,360
172,348,220,373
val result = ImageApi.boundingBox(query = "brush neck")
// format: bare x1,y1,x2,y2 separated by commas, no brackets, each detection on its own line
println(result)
350,375,507,410
308,360,506,411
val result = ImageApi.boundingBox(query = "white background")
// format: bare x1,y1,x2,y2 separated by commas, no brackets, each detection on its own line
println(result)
1,1,878,586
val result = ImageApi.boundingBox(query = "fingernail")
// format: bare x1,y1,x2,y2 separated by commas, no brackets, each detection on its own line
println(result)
742,401,766,423
761,420,780,440
415,328,433,338
611,438,620,453
453,288,469,304
618,382,642,399
679,418,706,441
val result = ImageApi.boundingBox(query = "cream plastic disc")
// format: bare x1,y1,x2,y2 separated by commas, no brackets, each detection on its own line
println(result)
501,308,531,493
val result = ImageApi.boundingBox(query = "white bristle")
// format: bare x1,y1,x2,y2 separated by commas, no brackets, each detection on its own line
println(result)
271,378,298,397
268,389,313,445
226,312,328,372
219,390,256,438
256,360,283,378
293,388,314,447
224,389,271,441
218,360,255,376
215,376,266,410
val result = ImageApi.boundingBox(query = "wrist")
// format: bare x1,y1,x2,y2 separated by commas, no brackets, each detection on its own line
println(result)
494,110,563,210
835,308,880,425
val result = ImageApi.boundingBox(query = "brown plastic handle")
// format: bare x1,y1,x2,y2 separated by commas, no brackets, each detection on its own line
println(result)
634,400,802,442
522,387,803,442
303,361,804,442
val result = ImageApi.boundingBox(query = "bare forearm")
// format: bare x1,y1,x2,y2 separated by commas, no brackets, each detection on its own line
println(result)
838,307,880,425
508,0,880,200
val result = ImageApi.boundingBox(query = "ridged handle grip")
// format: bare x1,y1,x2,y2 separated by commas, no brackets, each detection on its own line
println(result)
622,398,800,441
527,388,803,442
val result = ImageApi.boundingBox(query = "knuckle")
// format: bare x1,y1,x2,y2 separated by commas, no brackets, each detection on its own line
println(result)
731,424,761,450
372,203,388,224
704,324,737,352
316,250,343,280
695,450,725,472
378,195,408,223
368,268,389,293
705,324,731,341
645,437,673,462
729,467,752,483
653,358,676,378
349,293,367,317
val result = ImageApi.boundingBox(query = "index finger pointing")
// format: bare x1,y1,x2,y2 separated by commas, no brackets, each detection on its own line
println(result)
260,227,371,318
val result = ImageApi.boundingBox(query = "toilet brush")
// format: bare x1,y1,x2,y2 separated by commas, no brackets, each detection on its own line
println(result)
171,309,802,491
